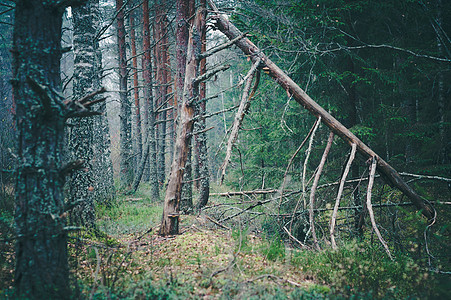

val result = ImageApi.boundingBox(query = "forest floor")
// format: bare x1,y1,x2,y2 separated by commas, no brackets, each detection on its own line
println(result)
74,190,324,299
1,183,448,299
69,183,448,299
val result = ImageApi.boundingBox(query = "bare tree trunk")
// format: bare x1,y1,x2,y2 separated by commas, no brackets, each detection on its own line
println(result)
177,0,196,213
117,0,133,188
130,12,142,164
160,9,203,235
142,0,159,199
207,0,434,220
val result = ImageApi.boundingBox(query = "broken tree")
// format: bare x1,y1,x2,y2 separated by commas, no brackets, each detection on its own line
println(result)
206,0,434,220
159,8,229,235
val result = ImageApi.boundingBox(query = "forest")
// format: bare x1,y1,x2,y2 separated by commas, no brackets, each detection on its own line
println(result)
0,0,450,299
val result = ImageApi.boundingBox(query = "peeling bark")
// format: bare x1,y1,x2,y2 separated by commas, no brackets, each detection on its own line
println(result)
160,9,203,235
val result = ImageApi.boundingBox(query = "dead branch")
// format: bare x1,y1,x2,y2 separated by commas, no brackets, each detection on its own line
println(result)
283,226,309,249
205,215,230,230
289,117,321,234
220,199,271,223
309,131,334,250
366,157,393,260
26,76,52,115
198,32,247,60
193,64,230,85
206,0,434,220
278,119,321,214
77,87,107,105
303,117,321,209
210,189,279,197
197,103,240,120
219,58,261,184
191,126,214,136
399,172,451,183
330,143,356,249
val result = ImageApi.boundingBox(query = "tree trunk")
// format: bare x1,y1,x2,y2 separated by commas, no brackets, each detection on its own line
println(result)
160,9,203,235
194,0,208,192
12,1,76,297
142,0,159,199
177,0,196,213
207,0,434,220
117,0,133,188
130,12,142,164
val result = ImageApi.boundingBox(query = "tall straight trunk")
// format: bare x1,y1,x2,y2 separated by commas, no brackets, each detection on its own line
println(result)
207,0,434,220
194,0,210,210
130,12,142,164
67,0,104,227
12,1,76,297
154,0,170,186
142,0,159,199
117,0,133,187
160,9,203,235
177,0,195,213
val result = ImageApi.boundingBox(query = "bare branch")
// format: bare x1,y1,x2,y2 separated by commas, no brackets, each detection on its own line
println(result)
330,143,356,249
366,157,393,260
197,32,247,60
193,64,230,84
309,131,334,250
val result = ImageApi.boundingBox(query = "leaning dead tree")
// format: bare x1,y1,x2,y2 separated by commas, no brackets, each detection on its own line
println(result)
206,0,434,221
219,58,260,184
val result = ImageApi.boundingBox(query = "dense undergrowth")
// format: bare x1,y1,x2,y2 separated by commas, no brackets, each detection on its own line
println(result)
0,183,449,299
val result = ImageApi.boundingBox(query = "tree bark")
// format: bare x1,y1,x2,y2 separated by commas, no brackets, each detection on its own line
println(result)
207,0,434,220
160,9,203,235
130,12,142,164
142,0,159,199
176,0,196,213
12,1,81,297
154,0,169,186
66,0,102,228
117,0,133,188
194,0,207,192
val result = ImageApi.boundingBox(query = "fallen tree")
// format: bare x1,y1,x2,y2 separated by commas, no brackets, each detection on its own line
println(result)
206,0,434,220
